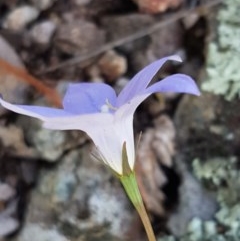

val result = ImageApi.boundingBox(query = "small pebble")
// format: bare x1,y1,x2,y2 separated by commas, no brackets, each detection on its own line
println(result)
3,6,39,31
98,50,127,82
55,20,106,55
182,13,200,29
0,183,15,201
0,217,19,237
30,21,57,45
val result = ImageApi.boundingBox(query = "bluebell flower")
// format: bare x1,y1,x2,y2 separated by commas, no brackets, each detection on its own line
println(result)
0,55,200,175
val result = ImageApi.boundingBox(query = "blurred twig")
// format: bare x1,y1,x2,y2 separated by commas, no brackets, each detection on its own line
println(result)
38,0,222,75
0,59,62,107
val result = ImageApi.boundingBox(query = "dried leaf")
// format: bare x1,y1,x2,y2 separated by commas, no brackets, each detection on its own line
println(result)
136,115,176,215
152,115,175,167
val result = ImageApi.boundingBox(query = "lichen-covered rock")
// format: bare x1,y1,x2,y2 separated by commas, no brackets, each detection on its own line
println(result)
88,185,132,236
169,4,240,239
20,117,68,161
167,161,217,237
20,148,133,240
161,156,240,241
202,0,240,100
174,90,240,162
18,224,68,241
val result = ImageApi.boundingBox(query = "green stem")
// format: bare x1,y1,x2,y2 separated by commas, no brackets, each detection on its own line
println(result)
120,172,156,241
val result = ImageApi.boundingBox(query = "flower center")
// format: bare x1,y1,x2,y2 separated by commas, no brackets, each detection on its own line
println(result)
100,99,117,113
100,104,110,113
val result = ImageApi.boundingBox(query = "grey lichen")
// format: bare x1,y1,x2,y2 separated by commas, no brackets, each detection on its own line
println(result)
202,0,240,100
160,157,240,241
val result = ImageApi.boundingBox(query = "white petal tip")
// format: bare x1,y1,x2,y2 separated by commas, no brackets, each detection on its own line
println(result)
169,55,182,62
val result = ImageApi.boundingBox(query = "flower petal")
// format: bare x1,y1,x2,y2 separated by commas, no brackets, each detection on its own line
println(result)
144,74,201,96
115,74,200,137
116,94,150,126
116,55,182,106
43,113,135,174
43,113,113,131
63,83,117,114
0,98,71,120
87,115,135,174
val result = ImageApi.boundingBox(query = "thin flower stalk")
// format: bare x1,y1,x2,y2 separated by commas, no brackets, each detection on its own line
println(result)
120,172,156,241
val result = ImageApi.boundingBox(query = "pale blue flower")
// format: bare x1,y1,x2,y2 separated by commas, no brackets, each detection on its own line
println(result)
0,55,200,174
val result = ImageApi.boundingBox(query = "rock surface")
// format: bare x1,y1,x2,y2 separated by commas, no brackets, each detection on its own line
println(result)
18,224,68,241
18,148,133,240
19,115,68,161
101,14,153,53
167,161,218,237
55,20,106,55
30,0,58,10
